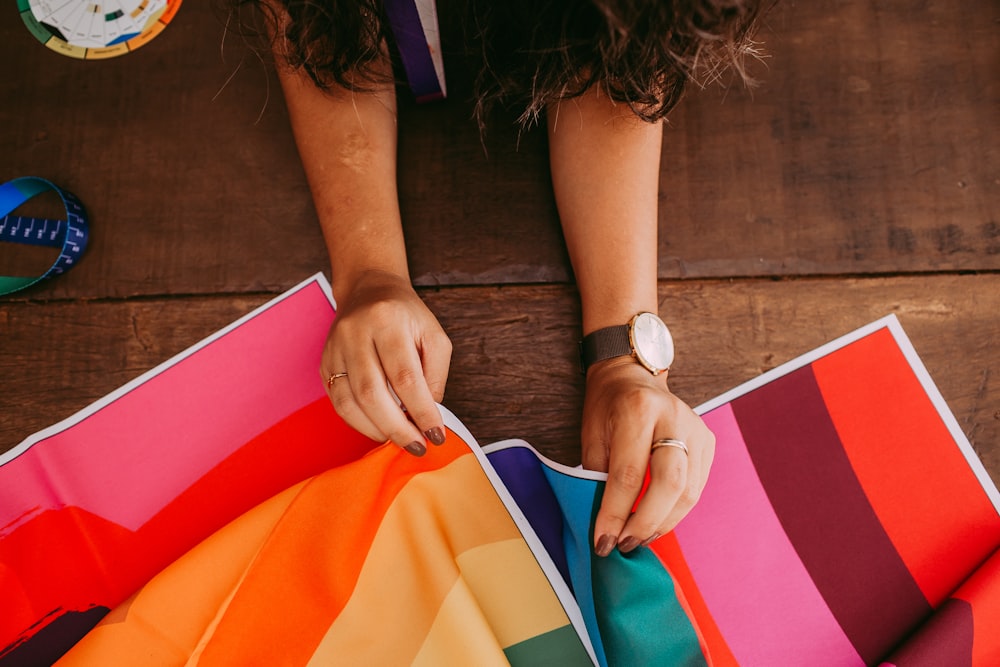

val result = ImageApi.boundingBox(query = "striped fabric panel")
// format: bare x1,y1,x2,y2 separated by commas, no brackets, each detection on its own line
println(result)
732,364,933,664
486,446,572,587
650,533,738,667
812,328,1000,606
674,403,862,665
55,480,310,665
57,434,590,666
193,440,468,665
302,453,582,663
1,279,366,661
537,456,704,666
0,399,372,664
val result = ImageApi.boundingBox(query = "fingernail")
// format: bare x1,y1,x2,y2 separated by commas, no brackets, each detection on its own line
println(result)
403,441,426,457
595,534,616,558
424,427,446,446
641,532,662,548
618,536,641,554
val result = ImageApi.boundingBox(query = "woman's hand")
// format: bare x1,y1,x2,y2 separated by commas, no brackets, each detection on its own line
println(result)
582,358,715,556
321,270,452,456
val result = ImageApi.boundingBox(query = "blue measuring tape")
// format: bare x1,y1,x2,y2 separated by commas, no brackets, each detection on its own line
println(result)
0,177,89,296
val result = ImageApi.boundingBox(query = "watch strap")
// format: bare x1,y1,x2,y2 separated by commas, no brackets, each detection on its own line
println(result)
580,324,632,374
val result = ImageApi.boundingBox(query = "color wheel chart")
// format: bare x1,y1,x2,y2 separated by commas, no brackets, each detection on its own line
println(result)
19,0,183,59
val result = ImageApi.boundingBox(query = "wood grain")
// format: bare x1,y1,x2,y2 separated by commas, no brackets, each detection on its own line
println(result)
2,1,996,299
4,276,997,488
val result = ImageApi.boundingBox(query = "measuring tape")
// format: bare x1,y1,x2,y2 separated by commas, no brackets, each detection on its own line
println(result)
0,178,89,296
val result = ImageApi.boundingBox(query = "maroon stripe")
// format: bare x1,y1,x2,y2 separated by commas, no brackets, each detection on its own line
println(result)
731,365,932,664
882,598,973,667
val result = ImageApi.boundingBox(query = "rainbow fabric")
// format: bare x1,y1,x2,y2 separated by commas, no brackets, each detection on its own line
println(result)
1,275,998,665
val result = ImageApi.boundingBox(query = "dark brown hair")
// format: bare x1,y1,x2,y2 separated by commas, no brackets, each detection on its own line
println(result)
232,0,768,127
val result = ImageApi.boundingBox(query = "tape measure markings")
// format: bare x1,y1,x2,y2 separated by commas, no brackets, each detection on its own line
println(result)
0,178,89,296
0,216,71,249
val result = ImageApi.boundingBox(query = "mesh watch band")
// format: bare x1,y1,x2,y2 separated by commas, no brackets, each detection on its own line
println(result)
580,324,632,374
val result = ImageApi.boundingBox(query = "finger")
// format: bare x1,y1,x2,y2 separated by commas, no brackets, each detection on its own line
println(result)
322,353,387,443
593,419,655,557
620,444,689,552
342,347,428,457
659,431,715,533
378,340,447,446
420,330,452,404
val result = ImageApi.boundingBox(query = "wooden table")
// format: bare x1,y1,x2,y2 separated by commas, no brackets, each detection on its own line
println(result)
2,2,997,485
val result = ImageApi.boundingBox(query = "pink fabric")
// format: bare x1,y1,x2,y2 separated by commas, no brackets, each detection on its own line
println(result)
674,403,864,665
0,282,334,534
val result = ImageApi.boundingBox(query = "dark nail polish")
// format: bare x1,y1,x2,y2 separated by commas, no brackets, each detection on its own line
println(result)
595,534,616,558
641,532,662,548
404,441,426,457
618,536,641,554
424,427,446,446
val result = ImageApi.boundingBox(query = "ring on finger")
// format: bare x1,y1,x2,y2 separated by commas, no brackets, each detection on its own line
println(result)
326,371,349,388
651,438,688,456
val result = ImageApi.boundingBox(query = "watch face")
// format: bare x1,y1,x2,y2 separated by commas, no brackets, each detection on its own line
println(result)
630,312,674,373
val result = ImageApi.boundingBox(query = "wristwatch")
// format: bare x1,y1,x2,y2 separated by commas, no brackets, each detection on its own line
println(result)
580,312,674,375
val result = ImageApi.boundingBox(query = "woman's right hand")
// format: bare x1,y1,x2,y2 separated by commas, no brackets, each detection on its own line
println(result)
321,270,452,456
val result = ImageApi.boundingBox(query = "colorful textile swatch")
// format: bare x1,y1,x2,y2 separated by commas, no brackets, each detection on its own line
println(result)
0,277,377,664
481,319,1000,666
54,434,594,666
2,274,998,666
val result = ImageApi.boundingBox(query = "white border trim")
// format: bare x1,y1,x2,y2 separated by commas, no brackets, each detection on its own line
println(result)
441,407,599,665
693,314,1000,513
2,273,334,466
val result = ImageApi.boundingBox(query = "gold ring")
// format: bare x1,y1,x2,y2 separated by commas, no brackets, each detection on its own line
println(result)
651,438,688,455
326,372,348,387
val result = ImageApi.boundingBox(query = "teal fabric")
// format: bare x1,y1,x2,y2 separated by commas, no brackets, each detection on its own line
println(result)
592,531,707,666
539,464,705,666
541,466,609,666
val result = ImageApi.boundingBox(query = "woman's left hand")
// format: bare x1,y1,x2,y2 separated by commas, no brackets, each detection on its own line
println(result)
581,357,715,556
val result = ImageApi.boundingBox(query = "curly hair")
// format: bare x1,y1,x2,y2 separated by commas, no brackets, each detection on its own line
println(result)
232,0,768,128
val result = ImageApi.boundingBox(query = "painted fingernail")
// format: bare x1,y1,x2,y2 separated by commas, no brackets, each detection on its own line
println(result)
404,441,426,457
618,536,641,554
595,534,616,558
641,532,662,548
424,427,446,446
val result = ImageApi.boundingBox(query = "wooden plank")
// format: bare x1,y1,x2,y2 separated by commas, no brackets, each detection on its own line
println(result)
3,275,997,488
2,2,996,299
434,275,1000,483
658,0,1000,278
0,7,326,298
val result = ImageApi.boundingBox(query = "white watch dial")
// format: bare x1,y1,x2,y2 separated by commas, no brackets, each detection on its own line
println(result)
630,312,674,374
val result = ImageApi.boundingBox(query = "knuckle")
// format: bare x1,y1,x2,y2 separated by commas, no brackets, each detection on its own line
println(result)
629,517,661,539
658,458,688,490
611,463,647,491
386,423,417,447
426,379,448,403
390,366,422,393
601,508,632,526
353,378,383,404
677,484,702,509
330,393,360,423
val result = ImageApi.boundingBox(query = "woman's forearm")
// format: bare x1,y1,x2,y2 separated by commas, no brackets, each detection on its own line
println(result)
547,87,664,336
275,43,407,305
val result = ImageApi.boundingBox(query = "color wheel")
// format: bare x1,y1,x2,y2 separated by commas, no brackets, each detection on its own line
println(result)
19,0,183,60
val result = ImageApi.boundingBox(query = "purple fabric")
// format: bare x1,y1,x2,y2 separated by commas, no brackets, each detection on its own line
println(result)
383,0,444,101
